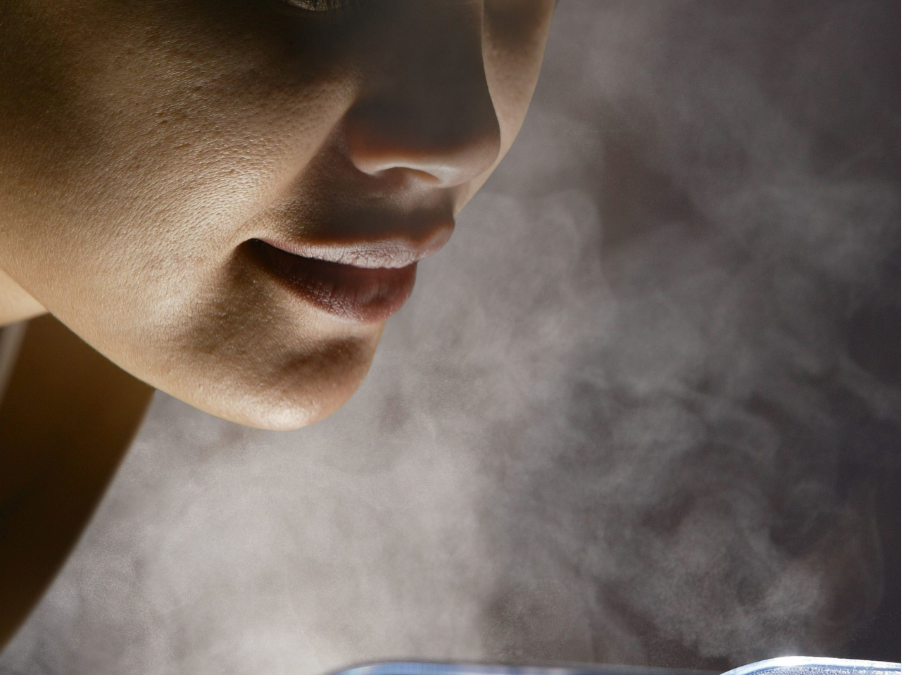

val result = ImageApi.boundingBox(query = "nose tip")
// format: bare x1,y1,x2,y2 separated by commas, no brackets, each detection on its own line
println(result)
344,91,502,188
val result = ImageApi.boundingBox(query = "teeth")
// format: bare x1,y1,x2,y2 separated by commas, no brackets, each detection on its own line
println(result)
266,242,419,270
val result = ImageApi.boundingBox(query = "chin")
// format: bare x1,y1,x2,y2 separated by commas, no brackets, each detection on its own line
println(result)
227,402,343,432
176,339,377,432
194,375,367,432
241,383,363,432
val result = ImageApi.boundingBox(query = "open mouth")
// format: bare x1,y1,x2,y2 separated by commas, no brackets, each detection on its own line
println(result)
247,238,418,324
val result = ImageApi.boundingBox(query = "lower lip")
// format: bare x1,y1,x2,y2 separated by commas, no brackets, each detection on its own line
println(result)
248,239,418,324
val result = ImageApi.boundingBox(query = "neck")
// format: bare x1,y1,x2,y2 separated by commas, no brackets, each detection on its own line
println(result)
0,267,46,326
0,314,155,649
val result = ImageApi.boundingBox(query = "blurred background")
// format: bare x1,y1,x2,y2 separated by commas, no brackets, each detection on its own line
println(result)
0,1,899,672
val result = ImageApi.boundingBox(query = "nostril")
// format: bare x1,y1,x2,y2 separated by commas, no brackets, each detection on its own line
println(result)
344,93,502,188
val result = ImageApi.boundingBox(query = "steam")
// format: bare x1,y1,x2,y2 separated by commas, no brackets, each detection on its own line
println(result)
1,1,897,673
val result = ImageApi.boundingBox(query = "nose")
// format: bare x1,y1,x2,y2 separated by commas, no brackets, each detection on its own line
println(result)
343,10,502,189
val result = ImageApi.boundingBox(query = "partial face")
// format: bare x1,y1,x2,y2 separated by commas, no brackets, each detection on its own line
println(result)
0,0,555,429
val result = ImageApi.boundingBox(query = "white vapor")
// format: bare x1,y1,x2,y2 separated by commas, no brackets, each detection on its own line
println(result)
1,1,897,672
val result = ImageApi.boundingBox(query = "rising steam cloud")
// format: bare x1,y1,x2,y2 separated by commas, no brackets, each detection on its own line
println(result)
1,1,898,673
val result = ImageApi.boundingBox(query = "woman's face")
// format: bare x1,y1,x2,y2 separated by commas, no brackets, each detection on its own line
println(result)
0,0,555,429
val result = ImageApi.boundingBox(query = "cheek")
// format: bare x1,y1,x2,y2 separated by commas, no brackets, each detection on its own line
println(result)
2,1,357,321
66,3,353,252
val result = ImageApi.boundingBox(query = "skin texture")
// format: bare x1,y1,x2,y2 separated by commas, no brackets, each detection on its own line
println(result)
0,0,557,430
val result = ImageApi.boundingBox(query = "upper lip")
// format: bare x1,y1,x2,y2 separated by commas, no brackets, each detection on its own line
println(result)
257,224,454,269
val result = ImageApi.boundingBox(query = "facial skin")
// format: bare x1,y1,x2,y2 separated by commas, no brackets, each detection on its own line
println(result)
0,0,556,430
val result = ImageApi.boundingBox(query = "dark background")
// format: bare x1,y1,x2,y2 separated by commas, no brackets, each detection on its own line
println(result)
1,1,899,672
